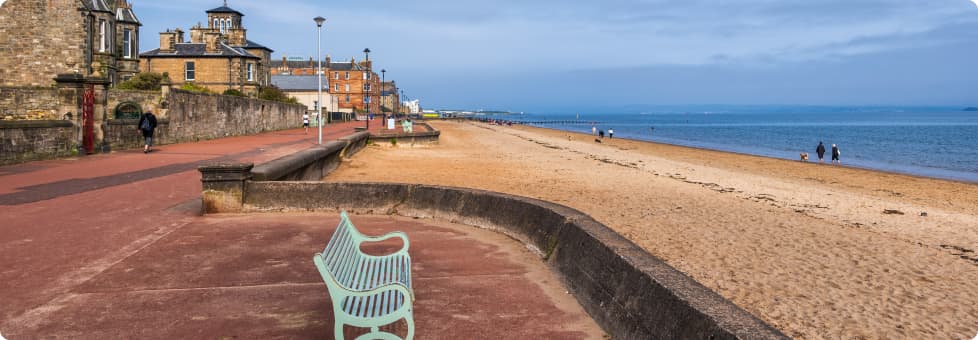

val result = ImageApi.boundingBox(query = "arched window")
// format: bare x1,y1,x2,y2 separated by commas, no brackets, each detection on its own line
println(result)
214,18,219,29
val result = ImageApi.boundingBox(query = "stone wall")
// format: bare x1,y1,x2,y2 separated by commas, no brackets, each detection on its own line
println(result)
0,87,61,120
0,121,76,164
102,89,305,150
0,0,89,87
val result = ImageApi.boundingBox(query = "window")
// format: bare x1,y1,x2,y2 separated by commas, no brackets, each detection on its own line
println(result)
123,29,132,58
344,72,349,80
98,19,107,52
364,96,371,104
363,84,371,92
185,61,195,81
366,72,372,80
345,95,350,102
334,83,339,92
333,72,339,80
344,84,349,92
214,18,219,29
247,63,254,81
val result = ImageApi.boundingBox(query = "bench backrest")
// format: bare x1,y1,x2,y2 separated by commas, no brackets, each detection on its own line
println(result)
321,213,363,288
319,212,411,292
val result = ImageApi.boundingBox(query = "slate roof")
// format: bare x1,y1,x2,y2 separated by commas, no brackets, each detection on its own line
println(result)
270,60,318,69
271,75,328,91
206,6,245,16
244,40,273,52
140,43,260,59
82,0,114,14
328,62,362,71
116,7,141,25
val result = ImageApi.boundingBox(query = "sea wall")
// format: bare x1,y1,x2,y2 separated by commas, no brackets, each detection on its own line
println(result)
195,162,787,339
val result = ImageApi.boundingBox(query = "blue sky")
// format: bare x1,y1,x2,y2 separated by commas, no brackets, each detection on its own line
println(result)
134,0,978,111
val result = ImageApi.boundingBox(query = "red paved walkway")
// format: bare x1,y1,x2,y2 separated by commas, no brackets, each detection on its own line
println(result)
0,123,601,339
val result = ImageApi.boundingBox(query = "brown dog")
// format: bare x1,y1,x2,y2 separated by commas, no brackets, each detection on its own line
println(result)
800,153,809,162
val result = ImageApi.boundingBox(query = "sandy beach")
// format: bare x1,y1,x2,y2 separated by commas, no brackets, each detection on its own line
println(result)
327,120,978,339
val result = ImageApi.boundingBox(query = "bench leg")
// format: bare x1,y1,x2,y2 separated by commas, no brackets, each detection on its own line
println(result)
335,321,345,340
405,315,415,340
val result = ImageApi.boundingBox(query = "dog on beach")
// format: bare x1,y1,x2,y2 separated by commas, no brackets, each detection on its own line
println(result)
800,153,809,162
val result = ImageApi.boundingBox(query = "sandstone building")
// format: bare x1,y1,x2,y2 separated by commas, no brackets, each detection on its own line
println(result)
140,2,273,95
0,0,142,87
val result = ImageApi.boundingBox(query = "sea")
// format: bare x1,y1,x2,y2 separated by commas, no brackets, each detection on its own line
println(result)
481,106,978,183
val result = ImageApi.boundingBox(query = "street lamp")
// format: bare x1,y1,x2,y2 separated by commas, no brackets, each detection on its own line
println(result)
314,16,326,144
362,48,371,130
381,68,386,126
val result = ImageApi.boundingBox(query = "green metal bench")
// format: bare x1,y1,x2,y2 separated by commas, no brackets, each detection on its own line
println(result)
314,211,415,340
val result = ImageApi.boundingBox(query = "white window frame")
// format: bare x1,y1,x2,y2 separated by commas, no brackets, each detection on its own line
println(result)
344,84,350,92
247,63,254,81
214,18,219,29
333,72,339,80
334,83,339,92
123,29,132,58
185,61,195,81
98,19,107,52
344,72,349,80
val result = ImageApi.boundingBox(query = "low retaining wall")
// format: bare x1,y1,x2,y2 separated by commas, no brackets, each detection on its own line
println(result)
252,141,346,181
0,120,76,165
369,122,440,145
195,167,786,339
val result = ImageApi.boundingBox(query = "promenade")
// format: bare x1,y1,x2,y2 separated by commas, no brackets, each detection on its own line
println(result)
0,121,600,338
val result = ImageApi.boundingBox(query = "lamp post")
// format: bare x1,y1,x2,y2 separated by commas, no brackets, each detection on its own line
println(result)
381,68,386,125
314,16,326,144
363,48,371,131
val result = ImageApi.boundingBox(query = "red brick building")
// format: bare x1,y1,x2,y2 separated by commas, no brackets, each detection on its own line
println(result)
269,56,380,113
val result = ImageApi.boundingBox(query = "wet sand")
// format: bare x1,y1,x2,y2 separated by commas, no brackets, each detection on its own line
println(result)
327,120,978,339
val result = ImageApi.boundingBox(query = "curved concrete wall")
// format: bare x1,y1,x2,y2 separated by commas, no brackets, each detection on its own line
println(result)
241,182,787,340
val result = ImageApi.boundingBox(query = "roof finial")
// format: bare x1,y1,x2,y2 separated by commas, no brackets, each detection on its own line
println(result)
224,0,228,6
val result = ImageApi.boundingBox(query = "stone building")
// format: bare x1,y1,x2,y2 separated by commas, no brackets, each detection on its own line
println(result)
0,0,142,87
139,2,273,95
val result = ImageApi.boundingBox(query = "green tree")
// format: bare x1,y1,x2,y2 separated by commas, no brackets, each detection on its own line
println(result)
116,72,164,91
258,85,299,104
223,89,246,97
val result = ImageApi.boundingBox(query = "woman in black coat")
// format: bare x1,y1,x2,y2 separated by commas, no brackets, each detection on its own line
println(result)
137,111,158,153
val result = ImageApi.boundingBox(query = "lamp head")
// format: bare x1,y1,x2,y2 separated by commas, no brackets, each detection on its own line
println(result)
313,16,326,27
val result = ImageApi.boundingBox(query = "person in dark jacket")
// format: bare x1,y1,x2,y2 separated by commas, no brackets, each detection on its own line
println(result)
816,141,826,163
137,111,158,153
831,144,841,165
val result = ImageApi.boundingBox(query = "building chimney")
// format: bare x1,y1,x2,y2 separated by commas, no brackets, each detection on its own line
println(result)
174,28,185,43
159,30,177,53
325,55,331,68
204,32,221,53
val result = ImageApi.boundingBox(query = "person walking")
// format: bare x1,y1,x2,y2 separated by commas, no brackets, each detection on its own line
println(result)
831,144,841,165
598,130,605,139
816,141,826,163
302,113,310,134
137,111,158,153
608,128,614,139
592,125,597,136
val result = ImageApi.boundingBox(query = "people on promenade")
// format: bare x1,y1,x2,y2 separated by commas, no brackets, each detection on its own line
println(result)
816,141,826,163
592,125,597,136
609,128,614,139
832,144,841,165
302,113,310,134
137,111,158,153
